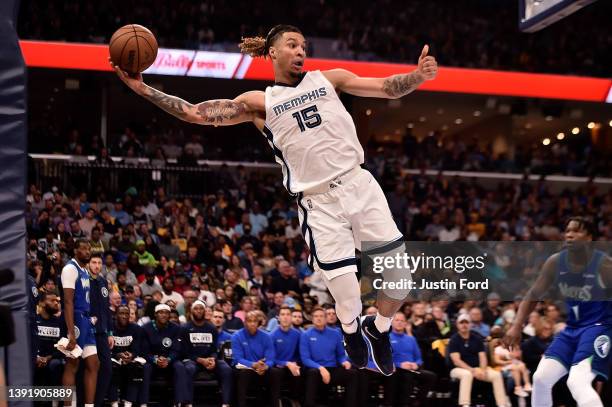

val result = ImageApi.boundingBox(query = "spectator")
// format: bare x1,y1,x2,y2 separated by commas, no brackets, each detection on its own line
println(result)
161,277,184,306
469,307,491,338
139,268,163,297
270,260,300,295
448,313,510,407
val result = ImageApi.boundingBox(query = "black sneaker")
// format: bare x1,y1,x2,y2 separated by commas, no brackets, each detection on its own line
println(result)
361,315,395,376
342,317,368,368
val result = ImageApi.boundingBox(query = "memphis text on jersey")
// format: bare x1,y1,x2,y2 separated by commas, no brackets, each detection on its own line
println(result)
272,87,327,117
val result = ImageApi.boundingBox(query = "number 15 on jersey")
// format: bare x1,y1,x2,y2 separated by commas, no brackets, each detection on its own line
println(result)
292,105,322,132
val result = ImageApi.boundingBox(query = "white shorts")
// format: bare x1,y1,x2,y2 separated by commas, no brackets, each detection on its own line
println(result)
297,167,403,280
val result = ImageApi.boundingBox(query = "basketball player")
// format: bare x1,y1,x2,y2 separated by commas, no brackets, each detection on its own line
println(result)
504,217,612,407
61,239,99,407
110,24,437,376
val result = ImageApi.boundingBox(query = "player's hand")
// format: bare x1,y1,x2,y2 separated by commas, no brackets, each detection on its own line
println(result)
108,57,145,94
417,45,437,81
342,361,352,370
66,334,77,351
319,366,331,384
108,335,115,349
502,326,522,351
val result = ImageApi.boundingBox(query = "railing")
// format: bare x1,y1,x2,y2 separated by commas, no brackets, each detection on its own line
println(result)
28,154,612,198
28,154,279,198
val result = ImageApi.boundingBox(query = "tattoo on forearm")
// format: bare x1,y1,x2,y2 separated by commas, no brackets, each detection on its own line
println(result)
382,72,424,97
143,87,191,119
196,100,247,124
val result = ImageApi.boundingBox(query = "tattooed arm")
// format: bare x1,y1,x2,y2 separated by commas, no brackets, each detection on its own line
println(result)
323,45,437,99
109,58,264,127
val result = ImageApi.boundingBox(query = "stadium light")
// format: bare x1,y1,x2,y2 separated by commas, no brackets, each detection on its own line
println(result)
557,132,565,140
542,138,551,146
587,122,595,129
365,109,372,116
455,118,463,125
571,127,580,134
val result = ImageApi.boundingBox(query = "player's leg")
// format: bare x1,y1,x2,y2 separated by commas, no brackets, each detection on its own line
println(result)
345,169,407,375
297,192,368,367
78,314,99,407
62,358,79,407
566,325,611,407
82,350,100,406
532,327,575,406
566,358,603,407
531,358,568,407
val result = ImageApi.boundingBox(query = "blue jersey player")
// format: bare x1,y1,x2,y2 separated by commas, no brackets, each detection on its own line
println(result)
505,217,612,407
60,239,100,407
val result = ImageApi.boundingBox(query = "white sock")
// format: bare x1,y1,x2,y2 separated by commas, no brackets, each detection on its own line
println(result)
374,313,392,333
84,404,94,407
124,402,132,407
342,319,358,334
140,405,147,407
111,402,119,407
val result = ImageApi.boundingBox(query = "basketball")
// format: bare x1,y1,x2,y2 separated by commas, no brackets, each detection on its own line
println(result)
109,24,158,74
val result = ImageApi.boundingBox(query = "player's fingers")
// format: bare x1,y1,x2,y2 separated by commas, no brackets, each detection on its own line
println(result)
420,44,429,60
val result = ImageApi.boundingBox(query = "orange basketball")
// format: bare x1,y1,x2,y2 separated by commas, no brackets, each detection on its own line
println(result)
109,24,158,74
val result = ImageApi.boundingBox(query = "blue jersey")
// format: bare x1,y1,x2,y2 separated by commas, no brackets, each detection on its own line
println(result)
66,259,92,314
556,249,612,327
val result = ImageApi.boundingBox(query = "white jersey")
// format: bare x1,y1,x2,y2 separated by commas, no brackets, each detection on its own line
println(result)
263,70,364,194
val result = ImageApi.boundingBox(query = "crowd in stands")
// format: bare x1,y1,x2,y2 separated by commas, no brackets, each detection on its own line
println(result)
29,121,610,179
26,158,611,404
18,0,610,77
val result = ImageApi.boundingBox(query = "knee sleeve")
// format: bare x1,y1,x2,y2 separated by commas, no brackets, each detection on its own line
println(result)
566,359,603,407
367,242,411,301
532,357,568,407
322,272,362,324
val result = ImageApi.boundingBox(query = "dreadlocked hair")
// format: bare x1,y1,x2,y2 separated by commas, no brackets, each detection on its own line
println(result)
239,24,302,58
238,36,267,57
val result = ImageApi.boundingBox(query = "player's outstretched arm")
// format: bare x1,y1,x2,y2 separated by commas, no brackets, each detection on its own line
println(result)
109,58,264,126
323,45,437,99
503,254,558,349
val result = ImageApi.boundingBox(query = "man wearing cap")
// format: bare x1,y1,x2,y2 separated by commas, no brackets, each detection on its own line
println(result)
448,313,510,407
109,305,145,407
141,304,189,405
181,300,233,407
232,311,276,407
88,253,115,406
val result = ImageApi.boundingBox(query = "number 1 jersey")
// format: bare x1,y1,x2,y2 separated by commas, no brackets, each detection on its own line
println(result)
263,70,364,194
